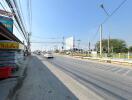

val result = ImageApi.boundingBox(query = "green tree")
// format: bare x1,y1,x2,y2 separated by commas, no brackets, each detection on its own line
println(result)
129,46,132,52
95,39,128,53
54,49,59,53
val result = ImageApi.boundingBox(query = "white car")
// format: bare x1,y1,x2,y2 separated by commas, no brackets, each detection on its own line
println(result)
44,52,54,58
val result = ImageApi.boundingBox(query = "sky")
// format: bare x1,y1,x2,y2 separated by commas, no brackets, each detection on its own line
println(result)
1,0,132,51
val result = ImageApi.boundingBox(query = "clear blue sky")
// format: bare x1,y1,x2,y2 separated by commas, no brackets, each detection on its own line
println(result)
24,0,132,50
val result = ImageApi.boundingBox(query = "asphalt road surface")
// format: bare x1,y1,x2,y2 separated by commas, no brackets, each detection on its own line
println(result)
13,55,132,100
13,56,78,100
47,55,132,100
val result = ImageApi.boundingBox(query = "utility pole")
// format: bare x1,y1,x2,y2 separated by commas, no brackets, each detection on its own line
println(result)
100,24,103,57
128,51,130,59
27,32,31,55
88,42,90,51
108,35,110,54
62,36,64,50
100,4,109,57
88,42,91,56
77,39,81,50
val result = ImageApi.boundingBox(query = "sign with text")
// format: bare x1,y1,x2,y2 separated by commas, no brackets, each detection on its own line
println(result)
65,37,74,50
0,42,24,49
0,16,13,33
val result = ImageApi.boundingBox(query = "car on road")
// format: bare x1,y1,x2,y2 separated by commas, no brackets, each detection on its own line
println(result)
37,51,41,55
43,52,54,58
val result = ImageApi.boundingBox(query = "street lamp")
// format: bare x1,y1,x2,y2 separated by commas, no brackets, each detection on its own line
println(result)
100,4,110,57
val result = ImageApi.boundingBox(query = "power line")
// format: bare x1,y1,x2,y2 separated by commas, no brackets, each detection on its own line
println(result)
0,1,5,10
0,1,26,40
31,42,61,44
5,0,28,42
100,4,110,16
18,0,28,33
90,26,100,42
31,35,63,40
12,0,28,37
90,0,128,44
26,0,32,51
102,0,128,25
27,0,32,33
2,0,10,11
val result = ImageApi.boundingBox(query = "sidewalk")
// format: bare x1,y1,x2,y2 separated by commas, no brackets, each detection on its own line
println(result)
0,56,30,100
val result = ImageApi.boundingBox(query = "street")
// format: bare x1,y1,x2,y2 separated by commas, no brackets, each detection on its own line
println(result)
13,55,132,100
0,1,132,100
12,55,79,100
47,55,132,100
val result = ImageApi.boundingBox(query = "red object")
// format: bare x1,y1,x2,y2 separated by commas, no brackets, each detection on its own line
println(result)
0,67,12,79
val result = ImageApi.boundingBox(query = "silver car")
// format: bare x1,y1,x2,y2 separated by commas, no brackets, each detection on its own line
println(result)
44,52,54,58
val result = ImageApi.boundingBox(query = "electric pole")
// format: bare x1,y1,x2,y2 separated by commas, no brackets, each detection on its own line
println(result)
100,24,102,57
77,39,81,50
89,42,90,51
62,36,64,50
108,35,110,54
27,32,31,55
100,4,109,57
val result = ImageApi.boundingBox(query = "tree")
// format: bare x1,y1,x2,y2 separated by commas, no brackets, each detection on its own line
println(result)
129,46,132,52
95,39,128,53
54,49,59,53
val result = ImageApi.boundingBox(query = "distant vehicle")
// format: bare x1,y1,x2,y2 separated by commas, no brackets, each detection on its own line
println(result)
44,52,54,58
37,51,41,55
66,52,70,55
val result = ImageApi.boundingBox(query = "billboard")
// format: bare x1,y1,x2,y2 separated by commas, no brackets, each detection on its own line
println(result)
0,16,13,33
65,37,74,50
0,42,24,49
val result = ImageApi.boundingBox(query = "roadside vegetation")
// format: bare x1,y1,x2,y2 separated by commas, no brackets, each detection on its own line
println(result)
58,38,132,59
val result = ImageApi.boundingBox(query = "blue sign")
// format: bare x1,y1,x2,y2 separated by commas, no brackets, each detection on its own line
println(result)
0,16,13,33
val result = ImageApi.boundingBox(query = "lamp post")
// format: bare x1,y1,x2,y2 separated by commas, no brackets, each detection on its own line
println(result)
100,24,102,57
100,4,110,57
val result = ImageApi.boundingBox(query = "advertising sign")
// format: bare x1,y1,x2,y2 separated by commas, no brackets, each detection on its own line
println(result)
0,16,13,33
0,42,24,49
65,37,74,50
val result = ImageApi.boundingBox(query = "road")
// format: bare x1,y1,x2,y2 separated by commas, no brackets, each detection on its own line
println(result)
12,55,132,100
13,56,78,100
47,55,132,100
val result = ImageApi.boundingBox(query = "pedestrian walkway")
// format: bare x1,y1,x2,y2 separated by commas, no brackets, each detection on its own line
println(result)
0,78,17,100
0,57,29,100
